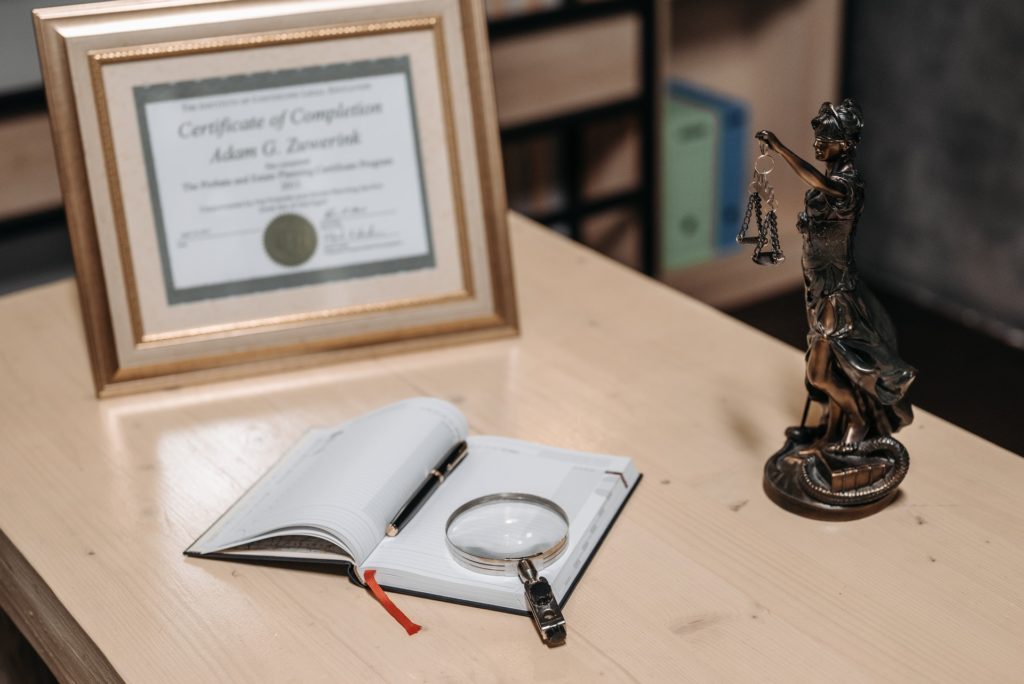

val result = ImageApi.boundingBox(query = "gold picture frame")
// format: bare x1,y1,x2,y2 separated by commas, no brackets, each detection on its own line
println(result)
34,0,517,397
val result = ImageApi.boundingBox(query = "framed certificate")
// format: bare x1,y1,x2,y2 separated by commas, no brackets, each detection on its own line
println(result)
35,0,516,396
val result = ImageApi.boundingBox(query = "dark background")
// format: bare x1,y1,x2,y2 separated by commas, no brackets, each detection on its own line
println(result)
845,1,1024,345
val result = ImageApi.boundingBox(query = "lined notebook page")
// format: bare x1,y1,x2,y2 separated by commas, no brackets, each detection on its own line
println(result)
362,436,637,610
188,398,467,565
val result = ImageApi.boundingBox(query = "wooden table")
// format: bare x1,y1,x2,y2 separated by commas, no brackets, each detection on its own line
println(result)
1,213,1021,682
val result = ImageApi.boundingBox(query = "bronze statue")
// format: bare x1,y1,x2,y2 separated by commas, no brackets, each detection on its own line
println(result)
746,99,916,518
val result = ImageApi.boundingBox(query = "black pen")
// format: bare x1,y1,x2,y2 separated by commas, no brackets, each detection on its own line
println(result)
386,440,468,537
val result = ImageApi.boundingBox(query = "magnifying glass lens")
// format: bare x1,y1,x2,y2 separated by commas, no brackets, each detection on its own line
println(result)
445,493,570,646
446,499,567,560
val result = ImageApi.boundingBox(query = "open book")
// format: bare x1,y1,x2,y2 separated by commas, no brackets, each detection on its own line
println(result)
186,398,640,613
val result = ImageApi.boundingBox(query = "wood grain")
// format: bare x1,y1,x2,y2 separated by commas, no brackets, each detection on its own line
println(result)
0,213,1021,682
0,532,121,683
490,14,642,127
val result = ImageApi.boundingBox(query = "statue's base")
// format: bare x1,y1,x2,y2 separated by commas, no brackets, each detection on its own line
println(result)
763,427,900,521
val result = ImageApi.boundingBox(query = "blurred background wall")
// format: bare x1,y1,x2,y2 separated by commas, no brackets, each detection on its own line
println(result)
846,1,1024,347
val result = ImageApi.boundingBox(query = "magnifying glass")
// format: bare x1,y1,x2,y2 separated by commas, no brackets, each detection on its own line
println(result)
445,493,570,645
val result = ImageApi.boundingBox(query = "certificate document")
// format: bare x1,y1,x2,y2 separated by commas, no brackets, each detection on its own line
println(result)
134,56,434,305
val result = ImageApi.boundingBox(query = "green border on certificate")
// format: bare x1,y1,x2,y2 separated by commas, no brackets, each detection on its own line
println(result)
134,56,435,306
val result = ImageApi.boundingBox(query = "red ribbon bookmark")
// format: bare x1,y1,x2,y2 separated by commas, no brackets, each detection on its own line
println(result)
364,569,422,636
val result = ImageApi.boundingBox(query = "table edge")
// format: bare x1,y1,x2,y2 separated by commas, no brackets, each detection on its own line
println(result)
0,528,123,684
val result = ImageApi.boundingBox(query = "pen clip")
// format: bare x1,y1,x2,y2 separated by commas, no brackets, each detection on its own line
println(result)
444,441,469,475
385,440,469,537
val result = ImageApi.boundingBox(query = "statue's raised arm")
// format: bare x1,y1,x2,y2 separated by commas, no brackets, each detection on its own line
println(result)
754,130,846,200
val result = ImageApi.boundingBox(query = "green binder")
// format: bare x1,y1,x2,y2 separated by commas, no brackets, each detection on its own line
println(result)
661,97,717,271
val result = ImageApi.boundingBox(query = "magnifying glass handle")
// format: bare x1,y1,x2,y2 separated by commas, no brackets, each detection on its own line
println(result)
517,559,567,646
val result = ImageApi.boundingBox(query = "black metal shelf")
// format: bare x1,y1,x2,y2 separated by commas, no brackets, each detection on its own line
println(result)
499,97,642,141
0,87,47,119
487,0,658,275
487,0,639,39
531,188,642,228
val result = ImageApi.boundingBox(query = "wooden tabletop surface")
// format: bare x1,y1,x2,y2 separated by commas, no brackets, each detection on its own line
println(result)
1,213,1022,682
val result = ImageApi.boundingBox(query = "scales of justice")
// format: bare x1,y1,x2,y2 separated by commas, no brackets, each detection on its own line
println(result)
738,99,916,519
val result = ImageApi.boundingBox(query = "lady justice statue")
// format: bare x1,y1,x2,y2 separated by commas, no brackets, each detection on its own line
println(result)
747,99,916,518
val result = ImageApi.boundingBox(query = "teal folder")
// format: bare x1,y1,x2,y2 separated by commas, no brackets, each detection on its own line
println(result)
661,83,748,271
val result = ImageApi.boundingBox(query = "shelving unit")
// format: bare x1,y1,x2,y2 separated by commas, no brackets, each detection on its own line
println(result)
487,0,662,274
660,0,844,308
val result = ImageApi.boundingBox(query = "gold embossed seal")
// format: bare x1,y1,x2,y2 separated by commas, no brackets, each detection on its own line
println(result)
264,214,317,266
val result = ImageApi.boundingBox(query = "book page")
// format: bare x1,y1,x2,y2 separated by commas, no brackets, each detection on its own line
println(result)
362,436,638,611
187,398,466,565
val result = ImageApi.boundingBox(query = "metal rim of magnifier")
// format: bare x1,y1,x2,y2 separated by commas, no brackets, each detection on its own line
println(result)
445,492,570,577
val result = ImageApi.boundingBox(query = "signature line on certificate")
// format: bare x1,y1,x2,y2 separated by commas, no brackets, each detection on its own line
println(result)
180,228,262,242
337,240,403,252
